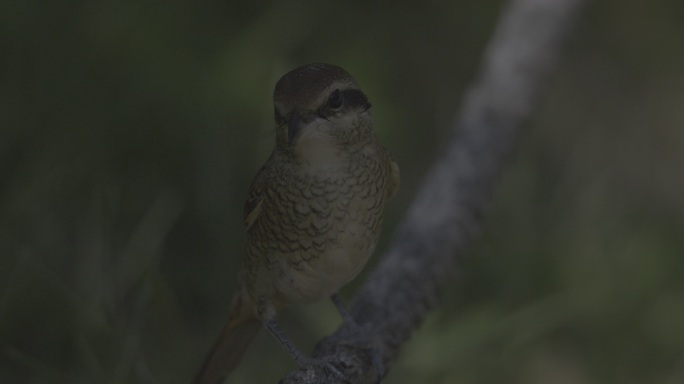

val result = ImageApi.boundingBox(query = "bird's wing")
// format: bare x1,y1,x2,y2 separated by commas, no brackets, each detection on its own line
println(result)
386,154,400,201
243,166,269,231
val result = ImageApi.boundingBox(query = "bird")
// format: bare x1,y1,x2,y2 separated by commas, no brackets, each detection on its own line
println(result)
192,63,400,384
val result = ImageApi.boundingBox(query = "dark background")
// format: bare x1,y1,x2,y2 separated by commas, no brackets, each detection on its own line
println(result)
2,1,683,383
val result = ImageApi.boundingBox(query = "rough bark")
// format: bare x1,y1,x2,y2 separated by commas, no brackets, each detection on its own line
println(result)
281,0,589,382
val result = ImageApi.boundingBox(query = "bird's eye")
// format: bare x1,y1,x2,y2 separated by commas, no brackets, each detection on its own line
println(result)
328,89,343,110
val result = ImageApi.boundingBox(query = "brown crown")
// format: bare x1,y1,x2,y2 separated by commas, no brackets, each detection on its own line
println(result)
273,63,359,110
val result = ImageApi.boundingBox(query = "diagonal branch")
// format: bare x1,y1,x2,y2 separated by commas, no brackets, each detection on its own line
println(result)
281,0,588,382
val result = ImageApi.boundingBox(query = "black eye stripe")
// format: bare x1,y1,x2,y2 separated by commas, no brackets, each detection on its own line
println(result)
341,89,371,111
317,88,371,118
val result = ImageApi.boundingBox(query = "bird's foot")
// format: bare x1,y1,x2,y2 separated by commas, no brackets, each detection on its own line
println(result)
329,294,385,382
294,354,348,383
336,323,385,382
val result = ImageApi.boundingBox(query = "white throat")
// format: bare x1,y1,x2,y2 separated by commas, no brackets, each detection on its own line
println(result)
294,129,344,172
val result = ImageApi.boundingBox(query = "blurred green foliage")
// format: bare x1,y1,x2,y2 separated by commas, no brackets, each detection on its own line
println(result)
2,0,684,383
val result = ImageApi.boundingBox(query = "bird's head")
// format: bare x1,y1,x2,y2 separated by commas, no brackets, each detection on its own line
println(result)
272,63,374,158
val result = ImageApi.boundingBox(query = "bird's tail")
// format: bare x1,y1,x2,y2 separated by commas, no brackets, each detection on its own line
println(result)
192,288,261,384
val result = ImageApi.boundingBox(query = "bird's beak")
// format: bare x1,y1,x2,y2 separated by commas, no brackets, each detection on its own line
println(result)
287,113,303,145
